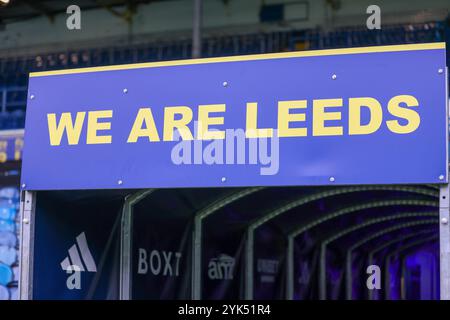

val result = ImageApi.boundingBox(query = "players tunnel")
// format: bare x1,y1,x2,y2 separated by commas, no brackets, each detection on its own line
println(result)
17,43,448,300
20,184,443,300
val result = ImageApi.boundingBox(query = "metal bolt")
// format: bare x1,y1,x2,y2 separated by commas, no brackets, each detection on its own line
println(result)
331,74,337,80
22,218,29,224
118,180,123,185
329,177,335,182
438,68,444,74
221,177,226,182
123,88,128,93
21,183,26,189
442,217,448,225
439,175,445,180
30,95,35,100
222,81,228,87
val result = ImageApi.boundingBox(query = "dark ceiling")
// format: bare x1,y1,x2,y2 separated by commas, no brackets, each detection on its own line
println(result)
0,0,166,24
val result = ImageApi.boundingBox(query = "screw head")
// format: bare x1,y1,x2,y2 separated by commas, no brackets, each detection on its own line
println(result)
21,183,26,189
438,68,444,74
222,81,228,87
439,175,445,180
30,95,35,100
331,74,337,80
22,218,29,224
123,88,128,93
221,177,226,182
118,180,123,185
442,217,448,225
329,177,335,182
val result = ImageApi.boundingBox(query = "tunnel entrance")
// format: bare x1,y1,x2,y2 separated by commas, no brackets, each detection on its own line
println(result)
23,184,441,300
17,43,448,300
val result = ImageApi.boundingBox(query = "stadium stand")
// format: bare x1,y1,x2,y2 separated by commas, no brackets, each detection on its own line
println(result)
0,21,447,130
0,186,19,300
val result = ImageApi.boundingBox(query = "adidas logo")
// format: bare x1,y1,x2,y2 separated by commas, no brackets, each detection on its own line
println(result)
60,232,97,289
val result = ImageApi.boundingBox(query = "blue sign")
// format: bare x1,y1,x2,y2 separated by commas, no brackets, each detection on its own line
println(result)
21,43,448,190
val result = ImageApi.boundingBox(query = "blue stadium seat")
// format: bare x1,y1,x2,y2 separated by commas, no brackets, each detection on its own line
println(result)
0,232,17,248
0,263,13,286
0,285,9,300
0,246,16,266
0,205,16,221
0,220,15,233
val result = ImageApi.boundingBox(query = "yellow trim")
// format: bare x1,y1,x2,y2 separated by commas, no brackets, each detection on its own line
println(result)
29,42,446,78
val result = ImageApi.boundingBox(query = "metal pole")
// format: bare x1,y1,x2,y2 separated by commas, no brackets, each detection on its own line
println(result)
120,198,132,300
18,191,36,300
345,250,352,300
245,228,254,300
192,215,202,300
192,0,203,58
368,252,375,300
120,190,154,300
286,236,294,299
385,256,391,300
440,184,450,299
319,243,327,300
400,256,406,300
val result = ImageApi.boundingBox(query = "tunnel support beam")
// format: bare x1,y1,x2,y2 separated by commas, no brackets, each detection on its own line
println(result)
245,228,254,300
192,188,263,300
440,184,450,300
192,215,202,300
19,191,36,300
120,189,155,300
286,237,294,300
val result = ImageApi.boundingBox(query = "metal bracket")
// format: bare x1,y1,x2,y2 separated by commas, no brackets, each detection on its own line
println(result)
440,184,450,299
18,191,36,300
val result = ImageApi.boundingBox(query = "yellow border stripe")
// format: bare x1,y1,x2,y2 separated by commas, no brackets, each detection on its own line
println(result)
30,42,445,78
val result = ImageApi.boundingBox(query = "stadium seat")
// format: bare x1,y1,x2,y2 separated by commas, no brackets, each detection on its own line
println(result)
0,246,16,266
0,220,15,233
0,232,17,248
0,263,13,286
0,285,9,300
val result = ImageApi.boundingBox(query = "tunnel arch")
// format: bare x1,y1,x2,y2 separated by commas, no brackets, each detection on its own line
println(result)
245,185,438,299
285,198,438,299
318,215,438,299
118,186,440,300
384,235,438,299
366,228,437,299
344,221,438,299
